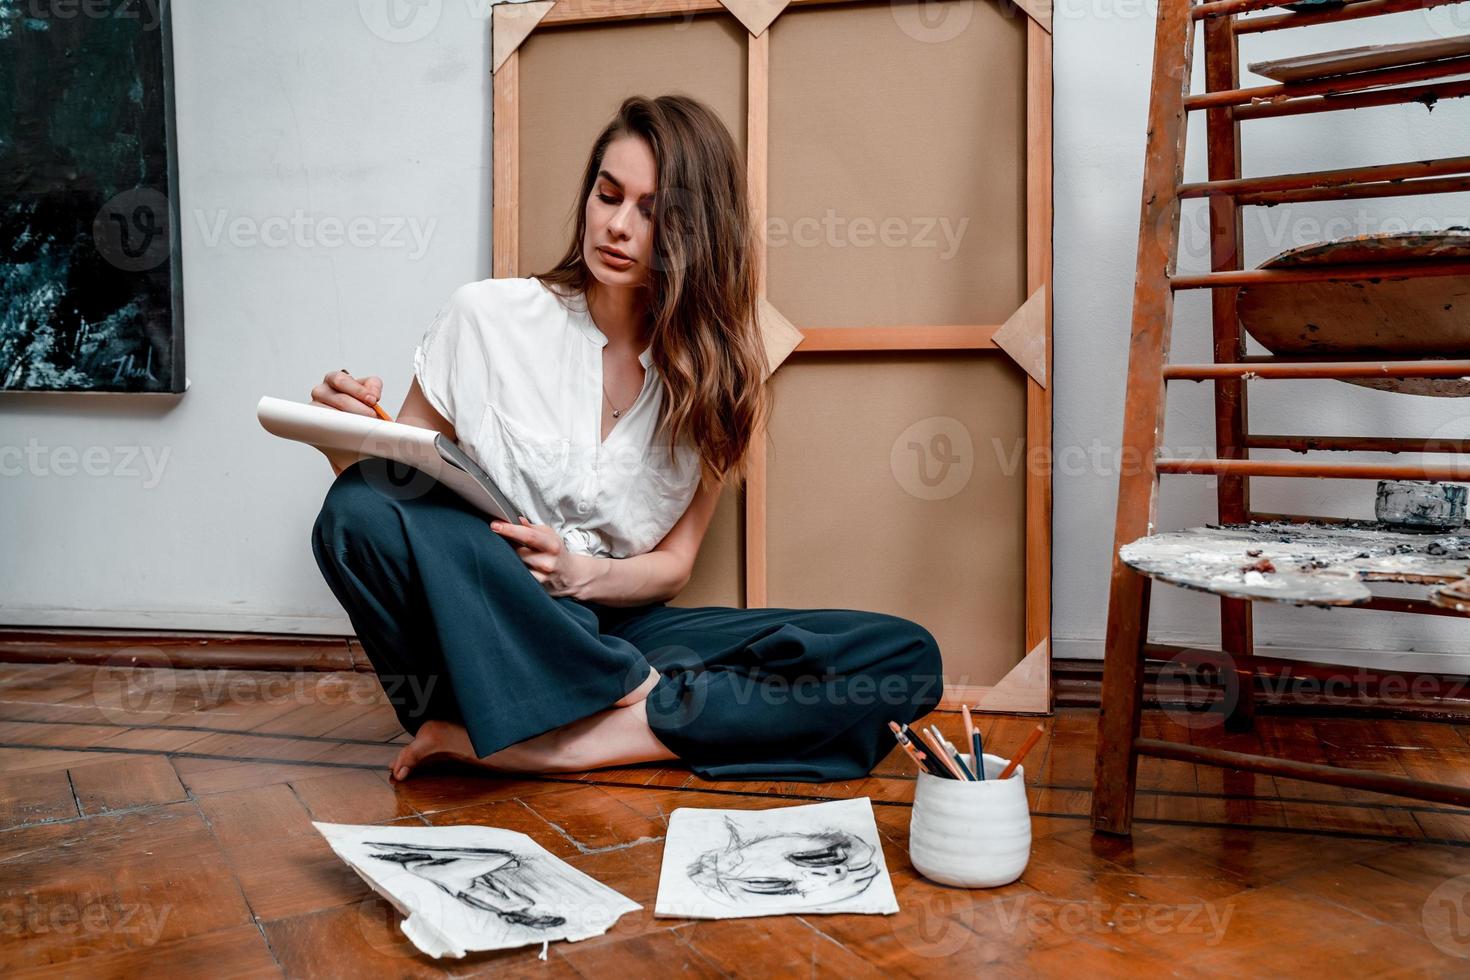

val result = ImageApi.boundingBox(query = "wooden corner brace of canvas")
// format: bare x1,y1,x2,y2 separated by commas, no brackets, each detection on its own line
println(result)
492,1,557,74
757,298,804,381
965,639,1050,714
992,286,1048,388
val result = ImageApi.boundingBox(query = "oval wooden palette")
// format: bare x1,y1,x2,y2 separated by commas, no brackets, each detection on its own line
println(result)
1236,230,1470,397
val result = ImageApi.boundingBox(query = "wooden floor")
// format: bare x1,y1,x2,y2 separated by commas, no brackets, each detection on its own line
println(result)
3,661,1470,976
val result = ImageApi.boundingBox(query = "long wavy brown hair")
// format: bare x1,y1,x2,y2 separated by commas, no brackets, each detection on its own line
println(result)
531,95,773,493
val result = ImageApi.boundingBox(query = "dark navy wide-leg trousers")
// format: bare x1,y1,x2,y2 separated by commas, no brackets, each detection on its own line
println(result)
310,457,944,782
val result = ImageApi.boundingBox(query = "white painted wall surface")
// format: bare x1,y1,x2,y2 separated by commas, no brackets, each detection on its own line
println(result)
3,0,1468,669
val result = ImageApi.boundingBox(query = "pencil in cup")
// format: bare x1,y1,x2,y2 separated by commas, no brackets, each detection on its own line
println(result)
888,721,928,771
917,727,968,780
927,725,975,781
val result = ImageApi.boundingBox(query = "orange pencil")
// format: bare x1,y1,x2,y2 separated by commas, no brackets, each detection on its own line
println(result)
997,722,1045,781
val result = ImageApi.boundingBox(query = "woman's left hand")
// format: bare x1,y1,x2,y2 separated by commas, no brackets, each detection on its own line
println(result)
490,516,594,598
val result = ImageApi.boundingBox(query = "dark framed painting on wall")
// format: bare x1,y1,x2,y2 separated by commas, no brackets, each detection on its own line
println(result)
0,0,185,393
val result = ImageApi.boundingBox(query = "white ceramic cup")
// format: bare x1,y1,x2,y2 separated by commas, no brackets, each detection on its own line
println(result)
908,752,1031,888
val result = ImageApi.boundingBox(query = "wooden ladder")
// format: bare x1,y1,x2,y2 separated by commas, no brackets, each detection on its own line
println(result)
1092,0,1470,836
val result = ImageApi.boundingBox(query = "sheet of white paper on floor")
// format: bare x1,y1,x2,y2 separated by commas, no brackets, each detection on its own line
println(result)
312,821,641,958
653,797,899,919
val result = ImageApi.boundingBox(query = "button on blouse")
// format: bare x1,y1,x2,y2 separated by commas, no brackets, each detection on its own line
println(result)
412,276,703,559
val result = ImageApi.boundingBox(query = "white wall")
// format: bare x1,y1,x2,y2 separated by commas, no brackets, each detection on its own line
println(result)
3,0,1469,668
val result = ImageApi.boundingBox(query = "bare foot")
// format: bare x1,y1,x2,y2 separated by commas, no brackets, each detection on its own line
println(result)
389,719,494,782
389,703,677,782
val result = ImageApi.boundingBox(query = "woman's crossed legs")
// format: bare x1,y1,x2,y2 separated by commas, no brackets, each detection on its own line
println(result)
311,459,943,783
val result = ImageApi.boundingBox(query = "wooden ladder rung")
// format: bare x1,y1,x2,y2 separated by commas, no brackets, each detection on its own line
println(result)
1156,458,1470,480
1186,55,1470,112
1246,433,1470,453
1240,173,1470,206
1178,155,1470,199
1196,0,1462,21
1164,359,1470,380
1233,74,1470,120
1237,0,1469,36
1171,259,1470,288
1136,738,1470,807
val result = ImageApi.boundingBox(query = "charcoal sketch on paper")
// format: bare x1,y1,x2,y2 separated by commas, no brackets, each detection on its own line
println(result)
654,798,899,919
313,822,641,958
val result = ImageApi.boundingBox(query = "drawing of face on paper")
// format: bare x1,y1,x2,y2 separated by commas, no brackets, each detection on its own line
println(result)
687,818,881,910
312,822,641,959
655,798,899,919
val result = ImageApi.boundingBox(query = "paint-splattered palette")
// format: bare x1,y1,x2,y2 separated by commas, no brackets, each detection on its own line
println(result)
1120,520,1470,606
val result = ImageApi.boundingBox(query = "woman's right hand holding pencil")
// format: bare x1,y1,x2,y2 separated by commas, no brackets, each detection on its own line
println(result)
311,368,385,417
309,368,389,476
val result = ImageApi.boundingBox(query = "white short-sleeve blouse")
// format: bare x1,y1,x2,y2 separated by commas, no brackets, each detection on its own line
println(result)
412,276,703,559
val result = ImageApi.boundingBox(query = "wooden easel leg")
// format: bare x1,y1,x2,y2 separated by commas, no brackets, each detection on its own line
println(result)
1093,564,1152,836
1091,0,1194,837
1221,599,1257,731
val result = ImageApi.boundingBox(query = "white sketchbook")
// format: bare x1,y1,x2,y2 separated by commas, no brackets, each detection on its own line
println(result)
256,395,524,522
654,798,899,920
312,821,641,959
